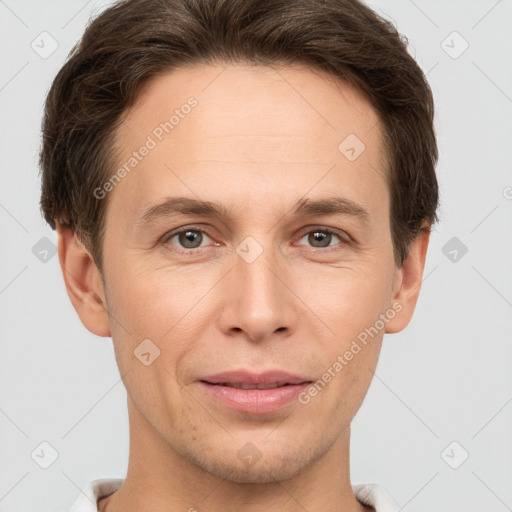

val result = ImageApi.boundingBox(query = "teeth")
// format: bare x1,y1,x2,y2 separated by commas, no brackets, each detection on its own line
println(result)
221,382,288,389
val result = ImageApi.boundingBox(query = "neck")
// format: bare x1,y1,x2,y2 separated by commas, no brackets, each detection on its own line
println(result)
99,397,372,512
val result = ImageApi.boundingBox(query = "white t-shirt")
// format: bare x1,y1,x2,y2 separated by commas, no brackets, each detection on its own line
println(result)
69,478,407,512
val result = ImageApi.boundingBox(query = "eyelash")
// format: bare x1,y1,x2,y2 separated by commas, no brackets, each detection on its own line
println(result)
161,225,350,254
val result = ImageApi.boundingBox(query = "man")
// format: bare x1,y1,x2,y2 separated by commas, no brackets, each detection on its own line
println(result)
39,0,439,510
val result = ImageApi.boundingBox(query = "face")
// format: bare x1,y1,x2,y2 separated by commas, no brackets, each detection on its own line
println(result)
87,63,408,483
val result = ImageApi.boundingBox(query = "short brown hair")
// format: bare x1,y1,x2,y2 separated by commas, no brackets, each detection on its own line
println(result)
39,0,439,273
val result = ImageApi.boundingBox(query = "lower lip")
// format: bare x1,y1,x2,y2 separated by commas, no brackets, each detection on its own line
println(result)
198,381,311,414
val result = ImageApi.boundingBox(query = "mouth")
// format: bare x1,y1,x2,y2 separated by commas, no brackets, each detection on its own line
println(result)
197,371,313,414
201,381,307,389
199,369,311,386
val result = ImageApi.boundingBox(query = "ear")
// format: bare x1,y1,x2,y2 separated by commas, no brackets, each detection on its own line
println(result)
56,223,111,337
385,229,431,334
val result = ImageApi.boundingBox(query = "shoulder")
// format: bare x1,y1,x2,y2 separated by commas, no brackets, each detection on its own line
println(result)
68,478,124,512
352,482,405,512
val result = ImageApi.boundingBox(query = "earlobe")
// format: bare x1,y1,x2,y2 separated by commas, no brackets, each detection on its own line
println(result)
56,223,111,337
385,229,431,334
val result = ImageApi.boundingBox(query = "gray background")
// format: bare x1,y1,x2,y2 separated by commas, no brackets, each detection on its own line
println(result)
1,0,511,511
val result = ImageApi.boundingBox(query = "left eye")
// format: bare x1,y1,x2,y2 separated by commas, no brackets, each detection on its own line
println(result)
297,229,344,248
165,228,214,249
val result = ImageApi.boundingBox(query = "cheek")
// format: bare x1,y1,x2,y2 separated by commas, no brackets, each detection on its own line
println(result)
303,263,391,339
299,264,390,395
304,275,386,417
106,264,217,375
104,267,201,424
109,263,200,333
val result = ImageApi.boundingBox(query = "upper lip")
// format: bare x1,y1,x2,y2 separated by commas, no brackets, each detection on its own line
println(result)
200,370,312,386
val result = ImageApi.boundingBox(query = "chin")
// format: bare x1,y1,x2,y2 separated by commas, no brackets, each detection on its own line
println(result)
183,440,324,484
201,457,305,484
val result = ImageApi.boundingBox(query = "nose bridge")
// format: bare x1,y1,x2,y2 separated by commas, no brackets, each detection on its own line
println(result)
221,234,294,341
238,245,278,300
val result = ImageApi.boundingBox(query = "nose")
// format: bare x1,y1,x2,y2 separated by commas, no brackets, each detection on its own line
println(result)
217,243,298,344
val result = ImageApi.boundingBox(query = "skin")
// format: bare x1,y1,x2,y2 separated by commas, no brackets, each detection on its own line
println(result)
57,62,430,512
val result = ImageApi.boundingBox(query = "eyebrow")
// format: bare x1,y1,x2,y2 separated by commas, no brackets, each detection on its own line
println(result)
135,195,370,228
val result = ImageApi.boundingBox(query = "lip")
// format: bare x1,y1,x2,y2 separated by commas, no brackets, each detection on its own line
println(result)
200,370,311,386
198,370,313,414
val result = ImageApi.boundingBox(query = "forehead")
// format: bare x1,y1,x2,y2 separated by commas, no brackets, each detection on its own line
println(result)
109,63,388,226
120,62,382,151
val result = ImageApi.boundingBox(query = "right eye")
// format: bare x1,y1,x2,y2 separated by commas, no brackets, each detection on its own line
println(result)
162,226,219,252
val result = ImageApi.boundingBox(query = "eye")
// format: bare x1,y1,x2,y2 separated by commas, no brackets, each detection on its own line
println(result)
161,225,349,254
163,227,215,251
296,228,347,249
